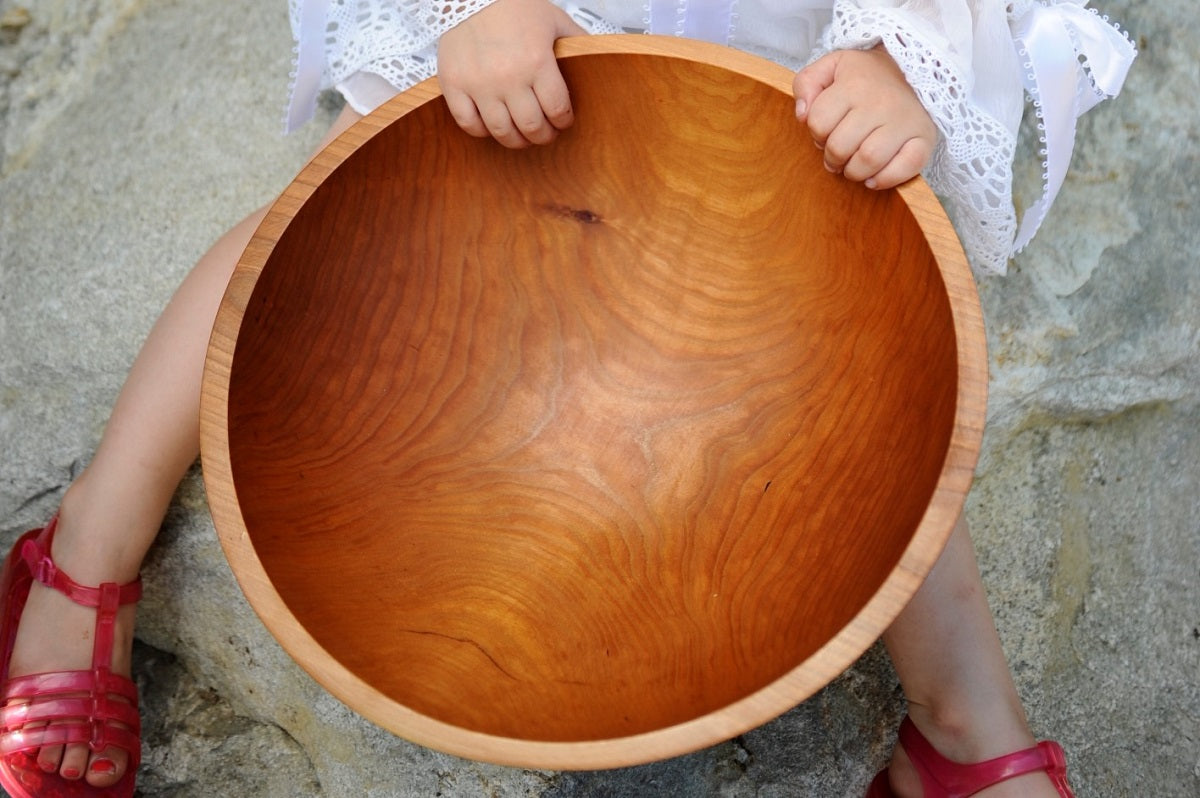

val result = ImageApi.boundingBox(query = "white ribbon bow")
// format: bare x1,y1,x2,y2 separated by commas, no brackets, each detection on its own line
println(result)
1010,0,1137,252
646,0,738,44
285,0,327,133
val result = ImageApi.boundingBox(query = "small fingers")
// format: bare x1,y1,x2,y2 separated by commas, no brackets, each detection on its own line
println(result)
451,92,535,149
801,90,849,160
531,70,574,133
863,136,935,189
812,112,934,189
505,74,574,145
794,46,937,188
814,108,873,175
443,88,490,139
792,52,838,121
442,83,572,149
495,88,555,147
831,121,895,181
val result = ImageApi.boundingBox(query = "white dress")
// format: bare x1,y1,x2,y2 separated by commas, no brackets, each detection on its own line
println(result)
285,0,1136,275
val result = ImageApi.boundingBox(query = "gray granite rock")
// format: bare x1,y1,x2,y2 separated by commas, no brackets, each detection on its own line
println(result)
1,0,1196,796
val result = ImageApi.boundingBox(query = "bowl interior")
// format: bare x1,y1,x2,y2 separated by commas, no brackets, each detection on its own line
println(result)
212,40,972,761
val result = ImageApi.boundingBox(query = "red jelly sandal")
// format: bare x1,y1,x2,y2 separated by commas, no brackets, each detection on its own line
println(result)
0,516,141,797
866,715,1075,797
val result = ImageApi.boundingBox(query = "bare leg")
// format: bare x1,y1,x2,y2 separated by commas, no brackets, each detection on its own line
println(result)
881,515,1062,797
8,206,267,786
8,106,363,787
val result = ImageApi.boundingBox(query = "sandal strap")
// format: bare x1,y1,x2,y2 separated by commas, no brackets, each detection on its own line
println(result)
1,692,141,735
0,670,140,765
3,670,139,706
899,716,1074,797
22,517,143,674
0,723,141,765
0,718,141,766
20,517,143,609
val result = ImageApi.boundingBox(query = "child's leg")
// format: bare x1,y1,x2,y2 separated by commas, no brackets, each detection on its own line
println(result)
8,105,363,788
7,208,268,786
880,515,1063,797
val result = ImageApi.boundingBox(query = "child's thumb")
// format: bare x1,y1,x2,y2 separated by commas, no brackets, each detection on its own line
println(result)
792,52,839,118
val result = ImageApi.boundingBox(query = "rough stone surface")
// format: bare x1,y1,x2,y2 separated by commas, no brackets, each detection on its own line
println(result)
1,0,1196,795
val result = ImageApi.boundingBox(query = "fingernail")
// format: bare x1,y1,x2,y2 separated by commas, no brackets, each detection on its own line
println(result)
89,759,116,775
795,99,807,116
824,162,838,174
865,178,878,189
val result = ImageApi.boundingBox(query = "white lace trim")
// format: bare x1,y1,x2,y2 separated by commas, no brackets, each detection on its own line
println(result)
287,0,496,128
287,0,623,129
816,7,1018,276
644,0,739,43
286,0,1134,277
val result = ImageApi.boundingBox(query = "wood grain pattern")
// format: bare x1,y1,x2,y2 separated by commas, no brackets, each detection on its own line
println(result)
200,35,987,769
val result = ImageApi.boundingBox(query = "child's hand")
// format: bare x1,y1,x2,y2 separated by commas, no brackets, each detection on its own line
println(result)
438,0,587,148
793,46,938,190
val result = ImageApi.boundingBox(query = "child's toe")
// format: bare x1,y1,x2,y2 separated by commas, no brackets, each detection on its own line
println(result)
86,747,127,788
35,739,62,774
58,742,89,780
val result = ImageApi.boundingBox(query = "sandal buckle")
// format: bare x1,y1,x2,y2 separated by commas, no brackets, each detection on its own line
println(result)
22,539,57,588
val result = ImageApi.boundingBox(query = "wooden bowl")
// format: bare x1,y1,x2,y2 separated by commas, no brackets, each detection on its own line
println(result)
200,35,986,769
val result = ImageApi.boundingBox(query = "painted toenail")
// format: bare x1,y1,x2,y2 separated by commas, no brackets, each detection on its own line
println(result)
89,758,116,775
38,760,57,773
61,767,81,779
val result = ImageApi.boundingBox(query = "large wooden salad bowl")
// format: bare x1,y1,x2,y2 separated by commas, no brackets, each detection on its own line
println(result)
200,35,987,769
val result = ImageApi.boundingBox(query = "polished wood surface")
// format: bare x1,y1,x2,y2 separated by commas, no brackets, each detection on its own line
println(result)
200,35,986,769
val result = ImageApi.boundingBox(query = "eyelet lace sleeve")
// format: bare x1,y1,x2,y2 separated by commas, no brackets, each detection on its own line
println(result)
814,0,1135,275
286,0,622,133
814,0,1025,275
287,0,494,131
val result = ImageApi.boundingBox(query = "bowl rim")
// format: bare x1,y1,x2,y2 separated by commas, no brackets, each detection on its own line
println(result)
199,33,988,770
